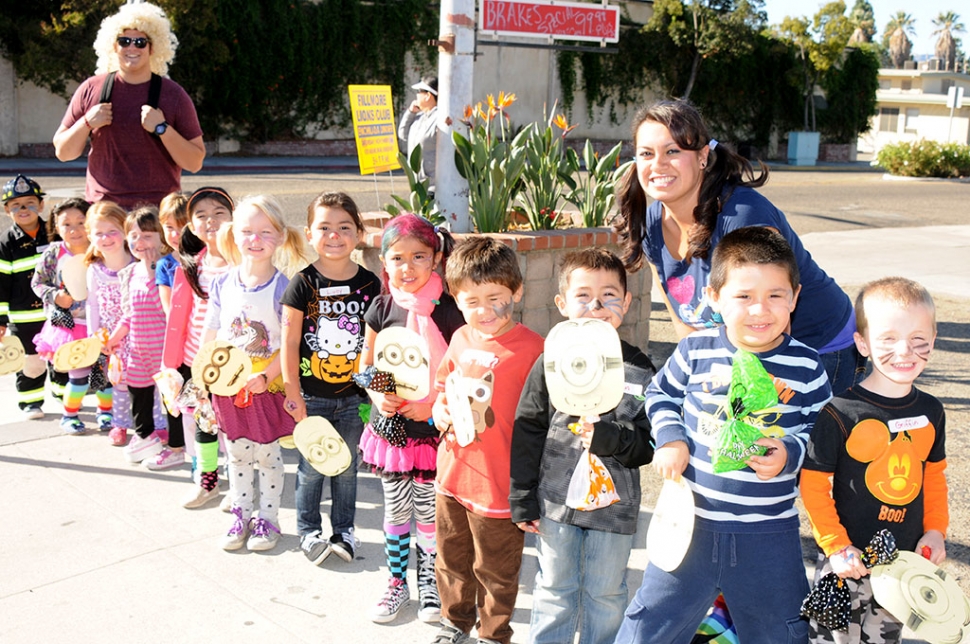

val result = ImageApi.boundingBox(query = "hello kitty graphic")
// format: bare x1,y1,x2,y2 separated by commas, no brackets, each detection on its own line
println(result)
305,314,362,361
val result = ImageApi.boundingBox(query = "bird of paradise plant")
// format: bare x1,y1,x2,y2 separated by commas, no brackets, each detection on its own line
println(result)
517,108,579,230
564,139,631,228
452,91,530,233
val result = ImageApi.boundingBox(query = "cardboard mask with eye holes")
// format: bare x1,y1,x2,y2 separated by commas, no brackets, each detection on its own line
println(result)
0,335,27,375
374,327,430,401
192,340,252,397
60,253,88,301
293,416,352,477
53,336,102,373
544,318,624,417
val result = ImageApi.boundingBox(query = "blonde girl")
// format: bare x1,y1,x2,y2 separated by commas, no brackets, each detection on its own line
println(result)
85,201,135,446
359,213,464,624
156,191,189,314
204,194,309,552
281,191,381,566
31,198,91,434
108,207,174,467
162,187,233,508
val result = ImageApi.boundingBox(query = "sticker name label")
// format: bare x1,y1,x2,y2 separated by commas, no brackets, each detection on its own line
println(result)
888,415,930,433
319,286,351,297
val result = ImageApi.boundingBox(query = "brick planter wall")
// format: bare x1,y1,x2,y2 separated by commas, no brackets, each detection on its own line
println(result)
354,220,651,348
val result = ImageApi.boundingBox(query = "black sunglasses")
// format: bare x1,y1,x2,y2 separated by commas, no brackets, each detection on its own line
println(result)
116,37,150,49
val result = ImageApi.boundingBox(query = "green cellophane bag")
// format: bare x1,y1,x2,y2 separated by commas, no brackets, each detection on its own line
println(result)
712,349,779,474
728,349,778,420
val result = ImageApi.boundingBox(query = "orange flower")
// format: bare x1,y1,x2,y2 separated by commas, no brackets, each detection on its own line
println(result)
553,114,578,136
497,91,516,109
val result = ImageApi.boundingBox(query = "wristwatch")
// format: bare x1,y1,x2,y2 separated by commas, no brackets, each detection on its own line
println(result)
154,121,169,137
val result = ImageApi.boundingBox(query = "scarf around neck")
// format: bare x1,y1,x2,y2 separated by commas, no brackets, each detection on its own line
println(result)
387,271,448,400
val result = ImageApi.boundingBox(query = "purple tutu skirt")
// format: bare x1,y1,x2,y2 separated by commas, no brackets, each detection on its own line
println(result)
359,425,439,482
34,321,87,358
211,390,295,444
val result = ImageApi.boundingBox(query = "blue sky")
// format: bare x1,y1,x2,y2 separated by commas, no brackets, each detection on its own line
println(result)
762,0,963,56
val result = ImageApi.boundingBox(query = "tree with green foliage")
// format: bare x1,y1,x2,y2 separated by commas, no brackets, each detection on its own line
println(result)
847,0,876,45
0,0,438,141
884,12,916,69
818,45,880,143
933,12,965,71
775,1,853,132
642,0,767,99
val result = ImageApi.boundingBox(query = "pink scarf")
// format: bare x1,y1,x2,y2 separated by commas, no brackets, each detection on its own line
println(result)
388,272,449,401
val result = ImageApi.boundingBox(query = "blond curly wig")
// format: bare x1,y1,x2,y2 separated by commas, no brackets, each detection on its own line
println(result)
93,2,179,76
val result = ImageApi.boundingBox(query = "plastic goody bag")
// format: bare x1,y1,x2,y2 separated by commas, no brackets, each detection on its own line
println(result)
711,349,778,474
565,448,621,511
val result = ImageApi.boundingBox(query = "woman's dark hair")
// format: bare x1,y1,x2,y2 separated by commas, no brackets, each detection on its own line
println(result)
47,197,91,240
614,99,768,272
179,187,234,299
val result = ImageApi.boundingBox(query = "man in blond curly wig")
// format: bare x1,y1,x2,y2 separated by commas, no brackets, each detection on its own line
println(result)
53,2,205,208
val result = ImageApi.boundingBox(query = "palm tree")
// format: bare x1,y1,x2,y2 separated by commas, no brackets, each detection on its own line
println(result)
885,12,916,69
932,12,965,71
848,0,876,45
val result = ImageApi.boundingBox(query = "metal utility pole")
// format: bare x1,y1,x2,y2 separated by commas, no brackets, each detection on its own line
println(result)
434,0,475,233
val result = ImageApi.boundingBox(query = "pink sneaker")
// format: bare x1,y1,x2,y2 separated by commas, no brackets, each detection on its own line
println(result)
124,434,163,463
109,427,128,446
145,448,185,471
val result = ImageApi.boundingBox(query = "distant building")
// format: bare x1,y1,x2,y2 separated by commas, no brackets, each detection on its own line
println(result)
859,65,970,154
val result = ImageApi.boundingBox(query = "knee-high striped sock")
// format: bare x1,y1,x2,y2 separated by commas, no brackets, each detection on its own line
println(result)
62,378,87,416
95,387,113,414
384,526,411,580
415,521,436,556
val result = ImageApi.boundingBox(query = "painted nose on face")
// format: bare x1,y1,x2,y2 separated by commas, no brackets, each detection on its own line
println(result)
589,298,604,312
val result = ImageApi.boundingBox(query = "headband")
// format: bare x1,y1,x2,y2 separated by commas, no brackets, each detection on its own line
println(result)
187,187,234,213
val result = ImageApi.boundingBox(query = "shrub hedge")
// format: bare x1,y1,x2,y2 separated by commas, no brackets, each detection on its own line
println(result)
875,140,970,178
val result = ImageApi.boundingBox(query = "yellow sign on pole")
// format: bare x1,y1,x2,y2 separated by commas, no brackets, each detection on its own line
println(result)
348,85,401,175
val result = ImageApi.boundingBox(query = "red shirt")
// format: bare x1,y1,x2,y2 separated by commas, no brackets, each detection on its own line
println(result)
434,323,543,518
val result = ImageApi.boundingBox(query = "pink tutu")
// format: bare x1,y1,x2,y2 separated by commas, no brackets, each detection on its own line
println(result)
33,321,87,359
359,425,439,482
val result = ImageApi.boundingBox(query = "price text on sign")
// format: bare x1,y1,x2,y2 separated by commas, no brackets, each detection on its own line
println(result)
480,0,619,43
348,85,401,176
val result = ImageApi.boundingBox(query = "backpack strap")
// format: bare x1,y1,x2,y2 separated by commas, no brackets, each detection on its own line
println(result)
99,72,116,104
98,71,162,107
148,73,162,109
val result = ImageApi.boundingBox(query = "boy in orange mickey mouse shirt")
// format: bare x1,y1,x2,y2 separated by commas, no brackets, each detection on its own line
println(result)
801,277,949,644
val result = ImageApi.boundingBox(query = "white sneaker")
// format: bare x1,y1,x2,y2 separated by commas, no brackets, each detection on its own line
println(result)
220,493,233,513
124,434,163,463
23,406,44,421
246,518,281,551
145,448,185,471
370,577,410,624
221,508,249,551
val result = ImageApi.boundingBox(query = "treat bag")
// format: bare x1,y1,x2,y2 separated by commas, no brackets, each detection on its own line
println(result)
153,368,185,417
565,448,620,511
728,349,778,419
712,418,766,474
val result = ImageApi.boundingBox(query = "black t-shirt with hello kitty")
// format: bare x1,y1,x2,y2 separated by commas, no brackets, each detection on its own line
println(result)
281,264,381,399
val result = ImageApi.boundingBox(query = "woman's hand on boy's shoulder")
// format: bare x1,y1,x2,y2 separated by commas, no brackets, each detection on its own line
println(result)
653,441,689,480
746,437,787,480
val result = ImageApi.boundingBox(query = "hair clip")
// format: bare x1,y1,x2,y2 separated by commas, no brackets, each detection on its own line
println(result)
709,139,719,150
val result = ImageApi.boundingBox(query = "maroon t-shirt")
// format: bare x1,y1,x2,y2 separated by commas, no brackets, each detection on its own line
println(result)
61,73,203,208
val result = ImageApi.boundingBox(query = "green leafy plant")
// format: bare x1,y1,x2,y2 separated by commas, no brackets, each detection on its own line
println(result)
564,141,631,228
517,113,578,230
875,140,970,178
385,146,443,224
452,93,530,233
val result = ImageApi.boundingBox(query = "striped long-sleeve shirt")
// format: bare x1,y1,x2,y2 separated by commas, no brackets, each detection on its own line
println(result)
648,326,832,531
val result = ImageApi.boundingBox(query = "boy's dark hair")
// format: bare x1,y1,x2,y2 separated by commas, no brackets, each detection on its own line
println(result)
446,235,522,294
558,248,628,295
47,197,91,240
855,276,936,336
709,227,799,292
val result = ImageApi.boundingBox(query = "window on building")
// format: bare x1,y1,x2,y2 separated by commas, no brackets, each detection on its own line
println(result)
879,108,900,132
901,79,912,90
905,108,919,132
941,79,955,94
879,79,891,90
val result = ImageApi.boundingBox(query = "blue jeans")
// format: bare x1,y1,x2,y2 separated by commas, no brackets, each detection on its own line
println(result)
819,344,868,396
295,394,365,536
530,517,634,644
615,523,809,644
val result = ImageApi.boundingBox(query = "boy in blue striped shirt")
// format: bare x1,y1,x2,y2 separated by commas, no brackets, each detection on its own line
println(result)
616,227,832,644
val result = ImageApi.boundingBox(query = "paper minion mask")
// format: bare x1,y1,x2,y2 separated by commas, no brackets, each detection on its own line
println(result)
191,340,252,397
373,327,430,401
53,336,102,373
0,335,26,375
544,318,624,416
293,416,353,477
60,254,88,301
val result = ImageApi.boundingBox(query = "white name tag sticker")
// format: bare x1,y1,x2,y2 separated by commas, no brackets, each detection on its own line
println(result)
888,415,930,433
319,286,351,297
623,382,643,397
